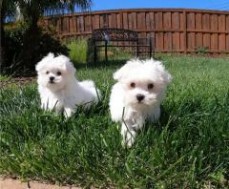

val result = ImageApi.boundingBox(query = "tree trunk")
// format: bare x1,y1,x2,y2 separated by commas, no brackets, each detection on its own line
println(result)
0,0,4,68
21,13,41,70
0,0,5,68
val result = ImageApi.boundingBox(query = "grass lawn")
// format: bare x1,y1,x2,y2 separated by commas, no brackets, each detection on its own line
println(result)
0,55,228,188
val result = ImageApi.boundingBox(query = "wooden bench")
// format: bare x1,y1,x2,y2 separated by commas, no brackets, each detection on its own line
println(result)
90,28,153,62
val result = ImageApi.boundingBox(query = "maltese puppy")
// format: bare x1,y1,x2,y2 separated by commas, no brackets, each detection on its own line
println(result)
109,59,172,147
36,53,100,118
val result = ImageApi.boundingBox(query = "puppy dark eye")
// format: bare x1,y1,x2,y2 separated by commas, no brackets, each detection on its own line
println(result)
148,83,154,89
130,82,136,88
57,71,61,76
46,71,49,74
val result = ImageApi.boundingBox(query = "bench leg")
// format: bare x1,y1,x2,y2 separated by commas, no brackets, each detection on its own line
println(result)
94,46,97,62
105,40,108,62
136,41,139,57
149,37,152,58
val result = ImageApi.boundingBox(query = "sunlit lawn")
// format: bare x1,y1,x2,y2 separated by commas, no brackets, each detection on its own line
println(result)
0,55,228,188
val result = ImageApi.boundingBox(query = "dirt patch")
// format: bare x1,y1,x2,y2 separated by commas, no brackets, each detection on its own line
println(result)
0,77,36,89
0,178,81,189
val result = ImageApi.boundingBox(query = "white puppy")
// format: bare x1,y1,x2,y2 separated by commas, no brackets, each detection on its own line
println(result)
36,53,100,118
109,59,172,147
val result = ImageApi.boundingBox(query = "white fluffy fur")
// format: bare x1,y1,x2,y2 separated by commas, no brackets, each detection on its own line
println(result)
109,58,172,147
36,53,100,118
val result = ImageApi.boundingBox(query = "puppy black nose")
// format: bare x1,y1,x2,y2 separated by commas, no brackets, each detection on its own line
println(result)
136,94,145,102
49,76,55,81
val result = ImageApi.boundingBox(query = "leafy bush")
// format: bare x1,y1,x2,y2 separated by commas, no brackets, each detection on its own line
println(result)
2,23,27,75
2,22,68,76
195,46,209,55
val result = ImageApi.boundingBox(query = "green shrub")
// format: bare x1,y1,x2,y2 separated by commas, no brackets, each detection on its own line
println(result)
195,46,209,55
66,39,133,64
67,39,87,65
2,23,27,74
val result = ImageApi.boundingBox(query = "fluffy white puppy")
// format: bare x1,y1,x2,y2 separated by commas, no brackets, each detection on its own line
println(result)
109,59,172,147
36,53,100,118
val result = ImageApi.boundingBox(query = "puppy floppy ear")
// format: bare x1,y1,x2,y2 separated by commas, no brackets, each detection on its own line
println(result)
65,60,76,75
155,60,172,85
146,59,172,85
35,53,54,72
56,54,76,75
113,59,141,81
160,69,172,85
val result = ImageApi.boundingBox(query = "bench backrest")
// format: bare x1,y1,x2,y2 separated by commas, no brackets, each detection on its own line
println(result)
92,28,138,42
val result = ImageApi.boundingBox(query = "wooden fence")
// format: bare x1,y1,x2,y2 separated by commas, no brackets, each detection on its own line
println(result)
43,8,229,54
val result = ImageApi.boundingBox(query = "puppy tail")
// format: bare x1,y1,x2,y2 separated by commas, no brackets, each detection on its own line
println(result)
80,80,101,101
80,80,95,88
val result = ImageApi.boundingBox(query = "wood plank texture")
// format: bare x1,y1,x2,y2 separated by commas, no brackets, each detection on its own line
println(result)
44,9,229,54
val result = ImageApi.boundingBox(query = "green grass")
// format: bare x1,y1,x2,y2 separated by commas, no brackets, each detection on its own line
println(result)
0,55,229,188
0,75,11,81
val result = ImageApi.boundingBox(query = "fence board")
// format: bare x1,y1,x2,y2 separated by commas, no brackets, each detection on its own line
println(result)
137,12,145,30
203,33,210,49
219,34,226,51
44,8,229,54
117,13,122,28
92,15,99,29
226,35,229,50
155,12,163,29
133,12,137,29
226,15,229,31
180,33,185,51
122,12,128,29
164,12,172,29
196,33,203,48
84,15,91,32
195,13,202,30
172,32,179,51
172,12,180,29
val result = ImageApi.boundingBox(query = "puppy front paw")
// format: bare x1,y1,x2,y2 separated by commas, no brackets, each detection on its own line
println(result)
64,107,75,118
122,133,135,148
121,126,137,148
